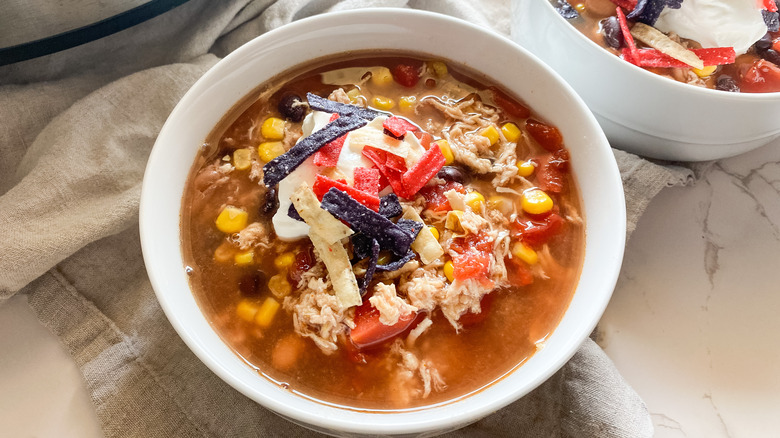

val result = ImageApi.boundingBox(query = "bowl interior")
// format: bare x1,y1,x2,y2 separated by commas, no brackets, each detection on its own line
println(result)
140,8,626,435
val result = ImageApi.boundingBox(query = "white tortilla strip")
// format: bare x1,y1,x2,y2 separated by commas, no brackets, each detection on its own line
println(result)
630,23,704,70
290,182,353,245
308,230,362,308
402,207,444,265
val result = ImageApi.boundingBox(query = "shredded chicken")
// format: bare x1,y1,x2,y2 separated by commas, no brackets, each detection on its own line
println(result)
459,209,489,235
284,277,354,354
399,264,447,312
235,222,271,250
327,88,351,104
390,340,447,398
440,278,493,330
369,283,418,326
406,316,432,347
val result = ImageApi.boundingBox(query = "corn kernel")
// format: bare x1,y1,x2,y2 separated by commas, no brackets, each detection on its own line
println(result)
443,260,455,282
377,251,393,265
501,123,522,143
274,252,296,270
261,117,286,140
346,88,363,104
512,241,539,265
215,206,248,233
430,61,448,78
445,210,465,233
268,273,292,299
399,96,417,113
693,65,717,78
574,3,586,12
370,67,393,86
255,297,281,327
480,125,500,146
487,195,513,216
233,148,252,170
371,96,395,111
234,250,255,266
521,189,554,215
465,191,485,211
214,241,235,263
517,161,536,177
258,141,285,162
236,300,260,322
428,226,440,241
434,139,455,165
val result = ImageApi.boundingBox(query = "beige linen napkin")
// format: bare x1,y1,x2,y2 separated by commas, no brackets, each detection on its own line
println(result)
0,1,692,436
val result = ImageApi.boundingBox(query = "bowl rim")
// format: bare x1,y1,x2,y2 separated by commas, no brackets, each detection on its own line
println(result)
140,7,626,435
538,0,780,100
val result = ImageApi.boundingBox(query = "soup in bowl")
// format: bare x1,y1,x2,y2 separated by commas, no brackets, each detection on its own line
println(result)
512,0,780,161
140,8,625,436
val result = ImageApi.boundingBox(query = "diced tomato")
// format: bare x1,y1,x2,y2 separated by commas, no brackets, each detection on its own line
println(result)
526,119,563,151
419,181,466,212
535,149,569,193
413,131,433,150
392,64,421,88
739,59,780,93
458,292,494,327
488,86,531,119
506,257,534,287
349,299,421,349
450,233,494,281
288,245,315,285
511,213,565,248
450,232,494,254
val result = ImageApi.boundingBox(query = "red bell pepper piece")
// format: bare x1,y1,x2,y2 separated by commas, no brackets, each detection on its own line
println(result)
312,174,380,211
383,116,417,138
353,167,380,195
616,7,638,64
349,299,421,349
400,144,446,197
312,113,346,167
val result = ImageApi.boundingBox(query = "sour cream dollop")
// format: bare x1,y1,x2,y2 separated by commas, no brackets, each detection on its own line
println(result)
653,0,768,55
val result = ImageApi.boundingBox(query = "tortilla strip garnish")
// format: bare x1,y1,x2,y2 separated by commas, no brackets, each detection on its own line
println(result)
290,182,353,245
630,22,704,70
308,230,362,308
402,206,444,265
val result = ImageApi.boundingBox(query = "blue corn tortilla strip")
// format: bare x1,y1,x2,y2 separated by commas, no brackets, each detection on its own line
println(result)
359,239,381,296
262,116,367,186
379,193,403,218
306,92,385,121
628,0,682,25
764,10,779,32
375,250,416,272
554,0,578,19
320,188,413,256
396,219,424,241
288,203,303,222
351,233,374,261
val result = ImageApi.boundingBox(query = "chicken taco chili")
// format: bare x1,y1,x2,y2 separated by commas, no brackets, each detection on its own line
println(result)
181,53,585,410
554,0,780,92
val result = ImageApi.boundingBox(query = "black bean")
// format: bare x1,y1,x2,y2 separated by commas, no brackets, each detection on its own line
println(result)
602,17,624,50
716,76,740,93
758,48,780,67
278,94,306,123
755,33,774,51
436,166,466,184
261,186,279,216
239,272,266,297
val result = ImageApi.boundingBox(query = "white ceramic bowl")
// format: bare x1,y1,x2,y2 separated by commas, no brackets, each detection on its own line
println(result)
512,0,780,162
140,8,626,437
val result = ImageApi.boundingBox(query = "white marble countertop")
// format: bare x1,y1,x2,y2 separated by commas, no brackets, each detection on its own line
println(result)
0,138,778,437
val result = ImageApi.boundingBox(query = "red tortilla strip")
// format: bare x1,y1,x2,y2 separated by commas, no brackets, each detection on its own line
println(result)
312,113,346,167
401,144,446,197
361,146,409,198
764,0,778,12
383,116,418,137
616,7,639,64
353,167,381,195
634,47,736,68
312,174,380,211
609,0,637,11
